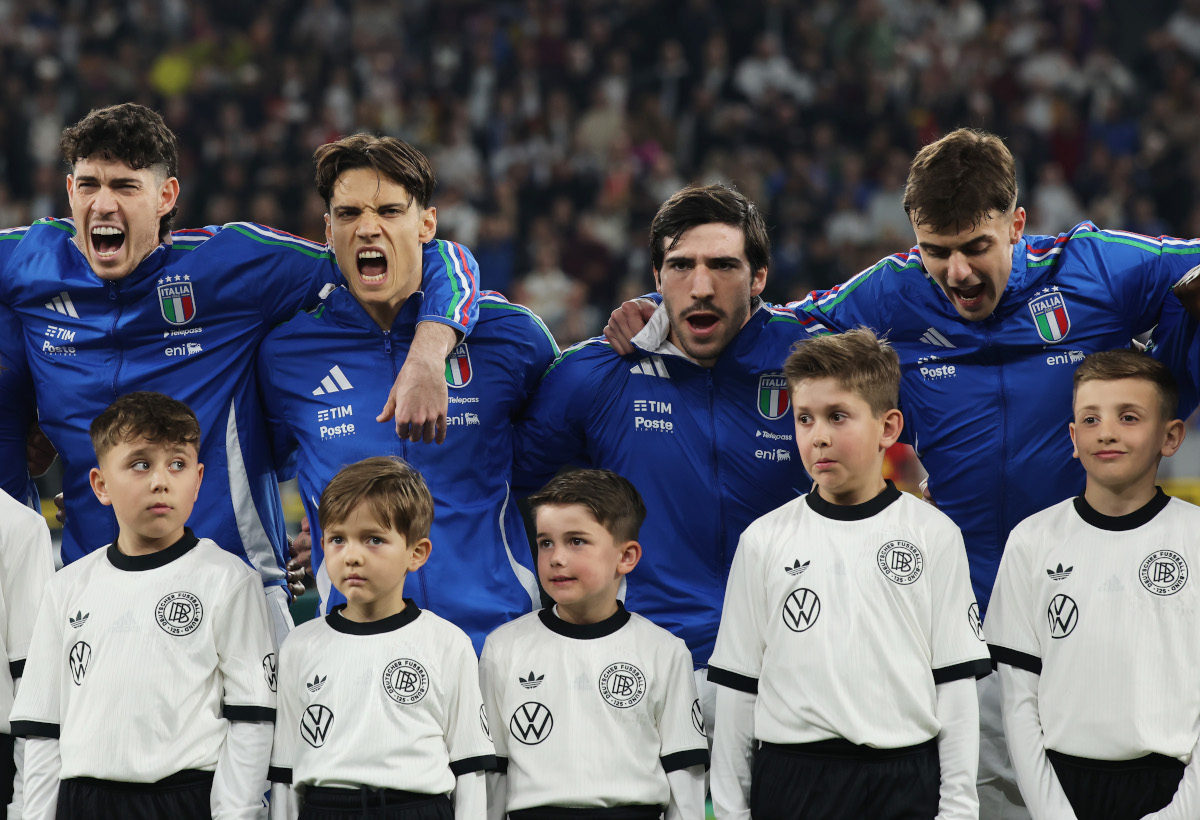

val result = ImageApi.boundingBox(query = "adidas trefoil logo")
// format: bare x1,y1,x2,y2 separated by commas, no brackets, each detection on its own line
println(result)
785,560,810,576
311,365,354,396
306,674,327,692
69,610,89,628
519,671,544,689
919,327,955,348
1046,563,1073,581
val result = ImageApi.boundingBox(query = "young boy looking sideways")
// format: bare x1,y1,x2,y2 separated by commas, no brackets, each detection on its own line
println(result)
269,457,493,820
480,469,707,820
709,329,990,820
11,392,277,820
987,350,1200,819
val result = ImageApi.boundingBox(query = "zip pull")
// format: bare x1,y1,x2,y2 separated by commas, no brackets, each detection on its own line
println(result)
383,329,392,354
107,282,117,300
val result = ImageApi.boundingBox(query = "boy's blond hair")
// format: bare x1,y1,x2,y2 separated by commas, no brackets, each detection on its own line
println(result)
783,328,900,416
527,469,646,544
89,392,200,460
318,457,434,543
1073,349,1180,421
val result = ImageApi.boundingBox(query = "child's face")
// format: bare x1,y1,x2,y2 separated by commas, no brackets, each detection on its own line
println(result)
791,377,901,505
535,503,638,624
89,436,203,550
323,502,430,619
1070,378,1183,494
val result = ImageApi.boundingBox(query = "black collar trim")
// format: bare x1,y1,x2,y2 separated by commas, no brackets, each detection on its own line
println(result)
806,480,902,521
107,528,200,571
538,602,630,639
1073,488,1170,531
326,601,421,634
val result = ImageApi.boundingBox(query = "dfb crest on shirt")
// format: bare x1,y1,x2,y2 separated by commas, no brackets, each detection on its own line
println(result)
158,278,197,326
691,699,706,737
382,658,429,704
1028,291,1070,342
480,704,491,741
155,591,203,636
444,343,472,388
1140,550,1188,596
877,540,924,585
598,662,646,708
262,654,277,692
69,641,91,685
757,373,790,420
968,603,985,641
509,702,553,745
782,588,821,632
301,704,334,748
1047,594,1078,638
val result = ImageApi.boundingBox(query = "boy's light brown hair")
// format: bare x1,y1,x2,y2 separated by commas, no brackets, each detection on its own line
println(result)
903,128,1018,235
89,391,200,460
783,328,900,417
314,134,436,210
318,457,434,543
527,469,647,544
1072,349,1180,421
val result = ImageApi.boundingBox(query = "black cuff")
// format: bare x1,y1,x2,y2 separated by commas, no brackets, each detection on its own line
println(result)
989,645,1042,675
268,766,292,784
450,754,498,776
495,756,509,774
661,748,709,772
932,658,993,684
223,704,277,722
707,666,758,694
8,659,23,680
9,720,58,739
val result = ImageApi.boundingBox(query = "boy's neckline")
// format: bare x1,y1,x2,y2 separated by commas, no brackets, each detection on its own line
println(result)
107,528,200,571
806,480,902,521
327,600,421,635
1074,488,1170,532
539,602,630,639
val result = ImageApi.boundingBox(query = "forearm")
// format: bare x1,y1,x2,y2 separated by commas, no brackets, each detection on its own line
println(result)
452,770,485,820
211,720,273,820
997,665,1077,820
664,764,706,820
710,686,756,820
412,320,459,359
934,677,980,820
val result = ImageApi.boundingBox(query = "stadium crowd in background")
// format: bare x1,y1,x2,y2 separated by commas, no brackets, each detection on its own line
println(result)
0,0,1196,347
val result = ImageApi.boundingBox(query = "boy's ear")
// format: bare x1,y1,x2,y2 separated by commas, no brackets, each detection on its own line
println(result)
1162,419,1186,458
1068,421,1079,459
89,466,112,507
616,540,642,577
880,408,903,449
194,463,204,499
408,537,433,572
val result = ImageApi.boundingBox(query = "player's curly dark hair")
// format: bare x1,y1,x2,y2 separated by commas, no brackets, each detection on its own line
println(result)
60,103,180,240
314,134,436,210
89,392,201,460
649,183,770,276
903,128,1018,234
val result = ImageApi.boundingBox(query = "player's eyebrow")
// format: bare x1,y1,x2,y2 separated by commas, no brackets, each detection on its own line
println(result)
919,235,993,254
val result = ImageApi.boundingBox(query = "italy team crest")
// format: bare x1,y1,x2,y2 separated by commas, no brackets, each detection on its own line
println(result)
445,343,472,388
1028,292,1070,342
158,279,196,325
757,373,790,420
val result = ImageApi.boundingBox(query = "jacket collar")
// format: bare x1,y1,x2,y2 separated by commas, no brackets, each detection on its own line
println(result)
630,296,768,362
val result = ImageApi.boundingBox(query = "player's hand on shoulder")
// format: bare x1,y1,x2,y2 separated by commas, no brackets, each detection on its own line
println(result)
603,298,656,356
53,492,65,524
1173,264,1200,320
26,423,57,477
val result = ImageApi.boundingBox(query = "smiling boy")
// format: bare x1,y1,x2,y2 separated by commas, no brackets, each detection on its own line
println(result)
480,469,707,820
987,350,1200,820
10,392,277,820
709,329,990,820
268,457,493,820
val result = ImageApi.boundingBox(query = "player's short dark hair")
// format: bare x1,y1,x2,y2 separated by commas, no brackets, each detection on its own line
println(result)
527,469,647,544
313,134,436,210
318,457,434,543
783,328,900,417
89,392,200,460
60,103,180,240
903,128,1018,234
649,184,770,276
1073,349,1180,421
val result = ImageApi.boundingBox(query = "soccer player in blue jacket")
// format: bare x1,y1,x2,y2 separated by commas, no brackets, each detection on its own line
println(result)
257,134,558,652
514,184,813,730
0,104,480,640
0,302,39,509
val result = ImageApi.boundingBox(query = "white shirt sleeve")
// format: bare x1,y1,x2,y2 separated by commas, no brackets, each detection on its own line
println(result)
19,737,58,820
934,677,980,820
998,665,1078,820
268,783,297,820
664,765,706,820
710,686,755,820
211,720,272,819
452,770,485,820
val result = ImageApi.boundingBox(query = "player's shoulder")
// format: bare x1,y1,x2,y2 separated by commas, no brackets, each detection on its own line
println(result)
481,610,542,658
280,613,332,655
414,606,477,650
1007,496,1078,547
475,292,554,340
624,610,691,654
199,222,329,257
540,336,622,379
0,492,48,545
744,494,811,541
190,537,263,584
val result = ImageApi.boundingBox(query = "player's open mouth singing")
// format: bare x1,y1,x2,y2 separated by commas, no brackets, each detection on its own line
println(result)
91,225,126,259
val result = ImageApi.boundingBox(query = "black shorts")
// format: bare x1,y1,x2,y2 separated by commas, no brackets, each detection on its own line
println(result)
0,733,14,809
56,769,214,820
299,786,452,820
509,808,664,820
1048,749,1185,820
751,738,940,820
